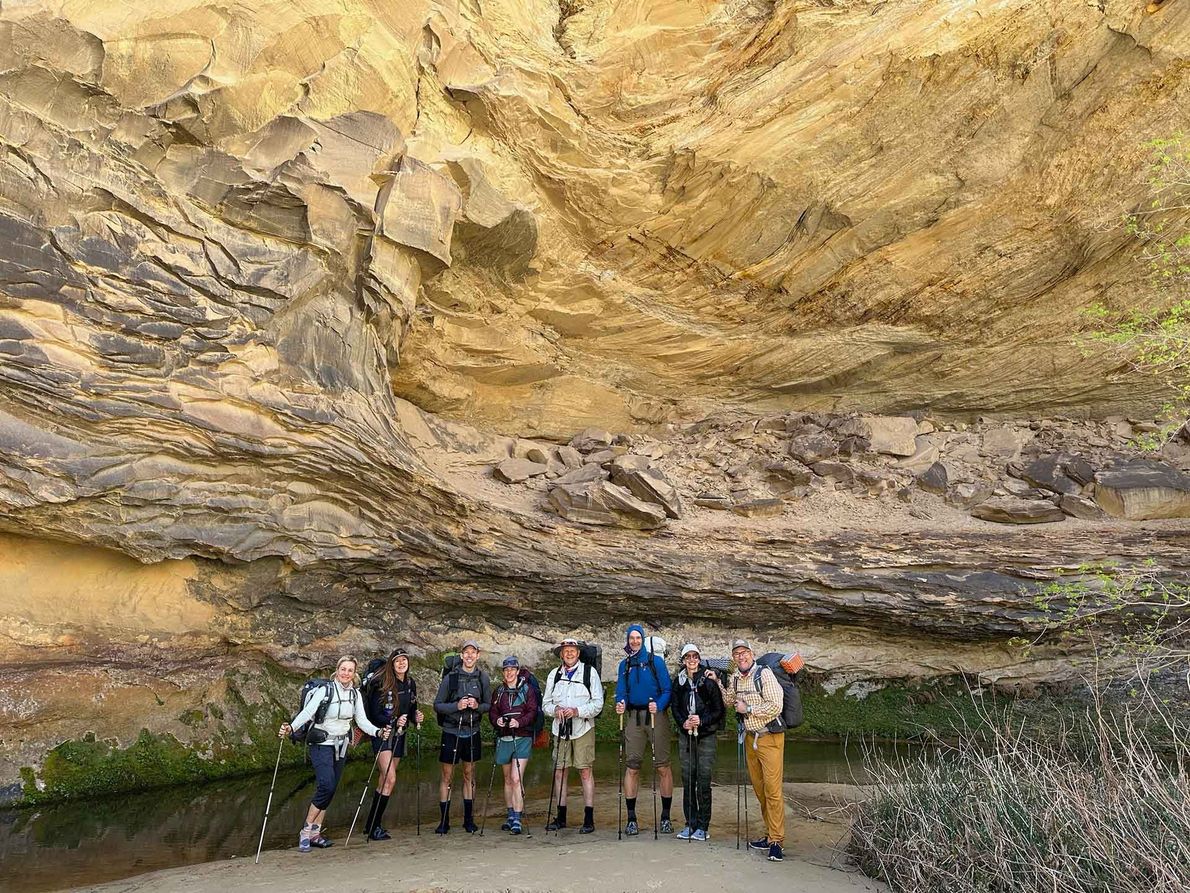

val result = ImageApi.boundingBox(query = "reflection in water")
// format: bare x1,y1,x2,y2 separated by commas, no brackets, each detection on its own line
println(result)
0,738,913,893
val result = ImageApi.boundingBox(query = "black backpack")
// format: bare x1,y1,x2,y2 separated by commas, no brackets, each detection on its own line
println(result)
754,652,804,730
289,679,334,743
361,657,387,688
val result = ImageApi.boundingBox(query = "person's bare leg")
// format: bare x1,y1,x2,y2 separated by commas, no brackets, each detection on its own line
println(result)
658,765,674,798
502,763,515,808
439,762,454,801
580,767,595,807
462,761,476,799
512,759,528,811
624,766,640,799
554,767,568,806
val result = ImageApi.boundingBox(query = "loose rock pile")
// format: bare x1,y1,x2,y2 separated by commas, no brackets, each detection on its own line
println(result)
490,413,1190,530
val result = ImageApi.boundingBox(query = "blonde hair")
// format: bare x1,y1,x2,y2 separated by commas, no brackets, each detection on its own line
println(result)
334,655,360,687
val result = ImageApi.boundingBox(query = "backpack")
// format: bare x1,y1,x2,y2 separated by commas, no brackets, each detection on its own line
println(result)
643,635,667,658
702,657,732,686
289,678,334,744
361,657,387,689
754,652,805,731
435,654,464,725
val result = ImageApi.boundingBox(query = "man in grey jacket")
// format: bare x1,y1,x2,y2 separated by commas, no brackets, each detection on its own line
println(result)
432,640,491,834
541,637,604,833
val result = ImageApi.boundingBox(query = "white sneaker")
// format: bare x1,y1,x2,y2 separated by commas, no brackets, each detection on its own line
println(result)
675,826,694,840
692,829,709,841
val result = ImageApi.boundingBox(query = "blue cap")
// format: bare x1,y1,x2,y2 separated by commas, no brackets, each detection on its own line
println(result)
502,655,520,668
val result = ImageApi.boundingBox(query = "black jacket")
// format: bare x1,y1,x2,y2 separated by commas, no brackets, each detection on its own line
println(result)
433,667,492,736
670,666,726,737
365,674,417,731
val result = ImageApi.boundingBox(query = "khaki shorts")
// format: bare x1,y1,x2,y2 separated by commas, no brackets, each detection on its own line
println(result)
623,707,671,769
553,727,596,770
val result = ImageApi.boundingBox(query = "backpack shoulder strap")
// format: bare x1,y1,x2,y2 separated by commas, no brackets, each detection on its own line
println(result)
582,662,592,694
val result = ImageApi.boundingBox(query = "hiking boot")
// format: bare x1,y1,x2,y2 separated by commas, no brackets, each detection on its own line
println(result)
462,818,479,834
659,818,674,834
692,829,709,841
434,820,450,834
545,816,567,831
768,842,784,862
510,816,523,835
368,825,390,841
501,815,512,832
624,819,639,836
309,833,332,848
578,821,595,834
675,826,694,840
749,836,769,850
298,834,311,853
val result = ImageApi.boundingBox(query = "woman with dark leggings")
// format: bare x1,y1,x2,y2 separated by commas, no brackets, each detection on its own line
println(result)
279,656,390,852
362,647,424,840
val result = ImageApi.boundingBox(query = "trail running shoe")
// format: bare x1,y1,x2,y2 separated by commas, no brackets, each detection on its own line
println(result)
750,836,769,850
309,834,332,848
768,843,784,862
545,817,567,831
659,818,674,834
692,829,709,841
675,826,694,840
501,819,512,832
462,819,479,834
579,821,595,834
298,835,311,853
510,817,522,834
368,826,391,841
624,819,639,836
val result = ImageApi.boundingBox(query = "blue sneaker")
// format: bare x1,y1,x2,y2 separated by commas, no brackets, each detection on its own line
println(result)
768,842,784,862
692,829,709,841
675,826,694,840
750,836,769,850
510,816,522,835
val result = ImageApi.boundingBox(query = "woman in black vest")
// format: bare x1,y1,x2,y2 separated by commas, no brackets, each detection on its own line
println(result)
670,643,725,840
362,647,424,840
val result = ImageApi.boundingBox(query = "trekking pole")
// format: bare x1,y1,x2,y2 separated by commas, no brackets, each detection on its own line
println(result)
616,711,625,841
690,724,699,841
480,730,499,837
649,717,660,842
346,725,392,847
545,724,561,833
735,722,743,851
415,725,422,836
443,709,464,816
254,736,285,864
742,725,750,849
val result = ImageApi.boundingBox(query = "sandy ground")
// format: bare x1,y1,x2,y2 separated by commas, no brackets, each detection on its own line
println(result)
73,783,886,893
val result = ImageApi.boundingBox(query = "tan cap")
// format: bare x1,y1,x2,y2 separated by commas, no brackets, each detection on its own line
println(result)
730,638,752,653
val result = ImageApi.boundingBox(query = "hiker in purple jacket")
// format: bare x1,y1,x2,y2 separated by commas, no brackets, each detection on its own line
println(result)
489,656,538,834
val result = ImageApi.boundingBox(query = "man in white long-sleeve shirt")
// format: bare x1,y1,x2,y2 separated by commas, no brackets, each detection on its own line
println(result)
541,637,604,833
280,656,389,852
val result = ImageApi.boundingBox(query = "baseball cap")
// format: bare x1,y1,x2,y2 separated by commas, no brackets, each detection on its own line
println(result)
461,639,481,652
680,643,701,658
502,655,520,668
730,638,752,653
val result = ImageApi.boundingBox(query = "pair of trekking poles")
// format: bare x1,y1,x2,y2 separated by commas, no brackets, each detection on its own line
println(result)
254,720,424,863
615,699,660,841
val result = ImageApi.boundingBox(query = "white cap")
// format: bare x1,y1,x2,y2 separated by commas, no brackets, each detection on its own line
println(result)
680,643,701,659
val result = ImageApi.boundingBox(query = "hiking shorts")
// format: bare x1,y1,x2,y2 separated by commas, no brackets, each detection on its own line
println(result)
439,731,481,764
372,730,409,758
553,727,596,771
495,735,533,765
623,707,671,769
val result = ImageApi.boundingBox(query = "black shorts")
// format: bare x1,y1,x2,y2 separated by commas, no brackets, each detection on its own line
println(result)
372,730,409,758
439,732,481,764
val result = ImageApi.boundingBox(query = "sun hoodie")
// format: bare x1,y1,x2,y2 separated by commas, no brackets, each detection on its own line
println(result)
614,623,671,710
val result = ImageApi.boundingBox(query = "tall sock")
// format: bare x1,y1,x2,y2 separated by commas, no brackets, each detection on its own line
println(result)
300,822,314,842
364,791,382,832
438,801,449,824
374,793,390,828
626,797,637,820
555,804,567,825
584,806,594,826
463,798,474,824
661,795,673,819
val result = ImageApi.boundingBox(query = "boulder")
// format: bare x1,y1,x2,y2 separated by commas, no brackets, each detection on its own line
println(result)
980,426,1028,459
569,427,613,453
1002,478,1048,499
947,482,994,509
917,462,948,495
609,464,684,519
844,416,919,456
586,447,626,465
547,480,666,529
812,461,856,486
1013,453,1083,495
607,454,651,475
1091,459,1190,520
493,458,548,483
897,435,939,473
730,497,784,518
556,445,583,469
764,460,813,494
789,434,838,465
971,498,1066,524
525,445,552,465
693,494,732,510
554,463,607,485
1059,494,1107,521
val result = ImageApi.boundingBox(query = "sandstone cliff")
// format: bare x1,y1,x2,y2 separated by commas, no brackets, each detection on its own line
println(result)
1,0,1189,800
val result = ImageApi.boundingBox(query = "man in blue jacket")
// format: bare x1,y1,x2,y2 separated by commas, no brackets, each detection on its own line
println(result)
614,624,674,835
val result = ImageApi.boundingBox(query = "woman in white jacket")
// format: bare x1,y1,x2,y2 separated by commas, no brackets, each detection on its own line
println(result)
279,656,390,851
541,638,604,833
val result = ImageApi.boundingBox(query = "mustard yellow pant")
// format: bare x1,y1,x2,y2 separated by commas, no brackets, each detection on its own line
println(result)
745,731,785,844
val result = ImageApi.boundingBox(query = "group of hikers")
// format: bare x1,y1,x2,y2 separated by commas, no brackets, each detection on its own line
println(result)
274,625,797,864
